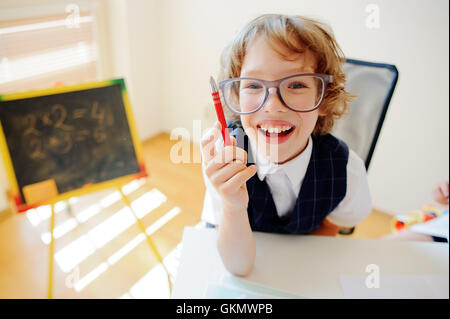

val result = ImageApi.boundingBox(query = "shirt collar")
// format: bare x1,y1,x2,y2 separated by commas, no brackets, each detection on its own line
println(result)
249,136,313,188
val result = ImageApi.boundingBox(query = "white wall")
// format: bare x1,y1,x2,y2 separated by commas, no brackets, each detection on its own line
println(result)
157,0,449,215
105,0,162,140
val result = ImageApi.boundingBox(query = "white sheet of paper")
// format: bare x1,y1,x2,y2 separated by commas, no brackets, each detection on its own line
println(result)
409,214,449,240
340,274,449,299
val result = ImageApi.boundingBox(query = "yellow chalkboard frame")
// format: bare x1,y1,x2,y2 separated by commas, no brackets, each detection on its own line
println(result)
0,78,148,212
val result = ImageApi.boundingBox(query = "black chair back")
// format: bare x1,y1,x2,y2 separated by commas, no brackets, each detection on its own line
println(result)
332,59,399,170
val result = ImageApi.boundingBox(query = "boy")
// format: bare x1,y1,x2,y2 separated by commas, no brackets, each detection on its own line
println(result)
200,14,371,276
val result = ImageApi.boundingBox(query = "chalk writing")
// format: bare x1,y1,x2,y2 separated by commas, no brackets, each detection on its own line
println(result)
0,81,141,204
21,101,112,158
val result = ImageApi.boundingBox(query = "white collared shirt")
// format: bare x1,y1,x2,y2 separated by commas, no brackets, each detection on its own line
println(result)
201,136,372,228
251,137,313,219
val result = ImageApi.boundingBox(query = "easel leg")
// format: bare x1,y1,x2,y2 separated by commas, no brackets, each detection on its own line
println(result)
47,203,55,299
117,187,173,295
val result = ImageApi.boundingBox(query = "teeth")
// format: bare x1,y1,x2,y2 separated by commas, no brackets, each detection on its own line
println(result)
259,125,292,134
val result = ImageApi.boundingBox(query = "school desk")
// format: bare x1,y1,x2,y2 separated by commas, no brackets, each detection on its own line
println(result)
172,227,449,298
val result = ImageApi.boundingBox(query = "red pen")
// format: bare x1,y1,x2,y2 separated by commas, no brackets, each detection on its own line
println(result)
209,76,232,146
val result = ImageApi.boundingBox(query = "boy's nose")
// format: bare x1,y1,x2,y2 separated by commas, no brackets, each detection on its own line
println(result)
263,87,287,113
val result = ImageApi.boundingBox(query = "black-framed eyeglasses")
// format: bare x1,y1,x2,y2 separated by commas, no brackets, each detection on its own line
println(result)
218,73,333,114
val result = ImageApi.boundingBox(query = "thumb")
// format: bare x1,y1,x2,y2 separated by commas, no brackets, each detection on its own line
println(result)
241,180,248,192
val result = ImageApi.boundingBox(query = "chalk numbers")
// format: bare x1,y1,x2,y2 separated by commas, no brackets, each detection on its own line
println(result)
92,102,107,143
23,102,112,159
24,114,44,159
27,137,45,159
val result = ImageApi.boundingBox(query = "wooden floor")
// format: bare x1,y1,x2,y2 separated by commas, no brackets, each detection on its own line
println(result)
0,132,394,298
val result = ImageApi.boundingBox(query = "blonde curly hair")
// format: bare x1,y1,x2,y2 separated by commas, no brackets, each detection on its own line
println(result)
218,14,353,136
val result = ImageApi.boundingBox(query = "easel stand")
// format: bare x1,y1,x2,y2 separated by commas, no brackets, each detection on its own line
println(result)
42,182,171,298
117,187,173,293
0,79,153,299
48,203,55,299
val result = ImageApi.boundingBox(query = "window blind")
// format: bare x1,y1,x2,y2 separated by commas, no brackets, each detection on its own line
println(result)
0,11,98,94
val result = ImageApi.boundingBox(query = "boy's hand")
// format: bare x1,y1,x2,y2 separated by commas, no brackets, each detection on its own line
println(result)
201,121,257,212
432,180,449,206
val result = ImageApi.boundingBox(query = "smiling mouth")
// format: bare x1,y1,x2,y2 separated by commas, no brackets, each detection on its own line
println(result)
257,124,295,138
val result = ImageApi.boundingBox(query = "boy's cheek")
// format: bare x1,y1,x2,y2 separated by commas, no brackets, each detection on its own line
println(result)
239,116,256,137
299,111,320,131
243,126,258,146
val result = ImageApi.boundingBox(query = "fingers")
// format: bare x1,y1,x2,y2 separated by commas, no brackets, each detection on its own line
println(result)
209,160,248,185
200,121,221,163
439,181,449,198
201,123,256,199
204,141,247,176
432,180,449,205
220,165,257,194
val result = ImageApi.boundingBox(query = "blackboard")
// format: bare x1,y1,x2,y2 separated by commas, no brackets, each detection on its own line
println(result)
0,79,145,209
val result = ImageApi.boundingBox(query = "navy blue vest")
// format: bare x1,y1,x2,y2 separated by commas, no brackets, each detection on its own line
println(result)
228,120,349,234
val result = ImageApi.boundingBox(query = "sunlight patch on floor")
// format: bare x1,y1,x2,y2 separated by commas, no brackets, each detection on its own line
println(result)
146,207,180,235
72,207,182,292
74,262,109,292
131,189,166,219
119,222,204,299
54,234,97,273
22,180,191,297
41,217,78,244
120,245,182,299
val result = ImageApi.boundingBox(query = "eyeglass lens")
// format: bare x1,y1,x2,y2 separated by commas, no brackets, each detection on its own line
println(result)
222,75,325,113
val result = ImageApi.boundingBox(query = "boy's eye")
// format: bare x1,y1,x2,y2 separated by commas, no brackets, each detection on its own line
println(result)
287,82,307,89
242,81,263,89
